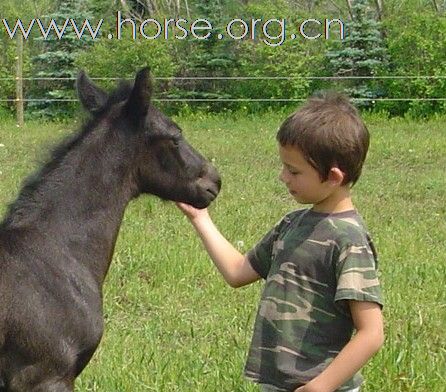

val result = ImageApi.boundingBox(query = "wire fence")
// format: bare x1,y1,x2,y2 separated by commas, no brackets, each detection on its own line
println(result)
2,76,446,80
2,98,446,102
2,75,446,103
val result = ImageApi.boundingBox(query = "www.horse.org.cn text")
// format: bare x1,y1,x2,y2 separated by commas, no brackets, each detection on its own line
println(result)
1,12,345,47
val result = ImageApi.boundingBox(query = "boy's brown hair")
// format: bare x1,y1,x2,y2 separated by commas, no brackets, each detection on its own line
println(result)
276,91,370,186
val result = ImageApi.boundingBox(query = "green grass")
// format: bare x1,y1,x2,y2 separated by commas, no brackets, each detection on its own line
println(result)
0,113,445,392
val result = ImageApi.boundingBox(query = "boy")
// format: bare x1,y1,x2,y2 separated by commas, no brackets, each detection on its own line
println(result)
177,92,384,392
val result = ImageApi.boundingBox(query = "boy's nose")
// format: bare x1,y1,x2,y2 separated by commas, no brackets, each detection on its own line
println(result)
279,168,287,184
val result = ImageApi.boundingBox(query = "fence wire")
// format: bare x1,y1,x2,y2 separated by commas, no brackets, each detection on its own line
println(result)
2,75,446,103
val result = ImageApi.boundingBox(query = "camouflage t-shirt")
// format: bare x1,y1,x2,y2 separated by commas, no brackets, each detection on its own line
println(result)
244,208,383,391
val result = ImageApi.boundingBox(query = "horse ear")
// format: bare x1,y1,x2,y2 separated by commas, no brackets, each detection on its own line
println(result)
124,67,152,119
76,70,108,114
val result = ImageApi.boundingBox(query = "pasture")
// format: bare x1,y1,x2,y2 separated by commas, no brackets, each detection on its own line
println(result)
0,113,445,392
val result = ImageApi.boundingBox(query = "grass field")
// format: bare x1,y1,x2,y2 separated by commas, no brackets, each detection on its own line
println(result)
0,112,445,392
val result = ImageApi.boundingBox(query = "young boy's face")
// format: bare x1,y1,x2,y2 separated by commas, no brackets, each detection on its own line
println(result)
278,144,336,207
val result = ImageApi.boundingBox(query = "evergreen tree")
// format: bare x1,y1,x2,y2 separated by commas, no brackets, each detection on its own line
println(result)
327,0,388,106
170,0,241,108
31,0,96,118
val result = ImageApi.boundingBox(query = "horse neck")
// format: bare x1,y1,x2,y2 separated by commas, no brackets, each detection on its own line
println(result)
7,131,137,285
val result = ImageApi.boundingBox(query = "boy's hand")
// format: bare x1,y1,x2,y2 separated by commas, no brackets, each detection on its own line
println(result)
176,202,209,222
295,301,383,392
294,383,326,392
176,202,260,288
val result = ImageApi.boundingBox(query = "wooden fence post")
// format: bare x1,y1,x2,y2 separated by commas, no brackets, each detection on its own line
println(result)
16,34,24,127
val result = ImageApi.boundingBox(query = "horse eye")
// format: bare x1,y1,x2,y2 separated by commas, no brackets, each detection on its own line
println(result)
172,139,180,148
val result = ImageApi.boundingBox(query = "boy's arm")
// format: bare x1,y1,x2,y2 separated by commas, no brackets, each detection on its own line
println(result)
295,301,384,392
177,203,261,288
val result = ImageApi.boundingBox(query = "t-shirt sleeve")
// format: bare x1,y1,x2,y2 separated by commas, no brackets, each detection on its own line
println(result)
334,237,384,307
246,218,285,279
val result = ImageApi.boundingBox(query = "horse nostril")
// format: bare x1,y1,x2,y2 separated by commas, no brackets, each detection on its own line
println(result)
206,187,218,198
198,163,221,198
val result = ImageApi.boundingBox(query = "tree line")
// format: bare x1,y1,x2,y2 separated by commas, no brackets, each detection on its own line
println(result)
1,0,446,118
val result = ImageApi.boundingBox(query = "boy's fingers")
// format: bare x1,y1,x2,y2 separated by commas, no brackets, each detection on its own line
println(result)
175,202,195,216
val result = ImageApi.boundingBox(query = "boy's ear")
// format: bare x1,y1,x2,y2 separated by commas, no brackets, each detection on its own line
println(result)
327,167,345,186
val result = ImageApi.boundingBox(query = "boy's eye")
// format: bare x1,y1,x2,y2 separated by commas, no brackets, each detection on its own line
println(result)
287,167,299,175
280,162,299,175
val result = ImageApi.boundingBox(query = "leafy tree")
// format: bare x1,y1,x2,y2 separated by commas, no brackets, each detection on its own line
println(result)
231,0,323,112
75,27,179,109
378,11,446,116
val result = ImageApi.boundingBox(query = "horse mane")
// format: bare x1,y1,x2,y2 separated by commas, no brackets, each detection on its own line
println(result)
0,80,134,228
